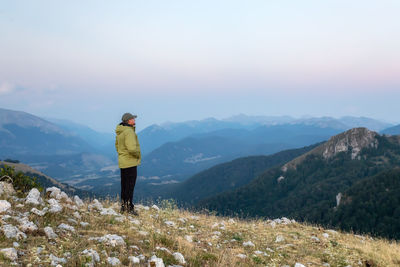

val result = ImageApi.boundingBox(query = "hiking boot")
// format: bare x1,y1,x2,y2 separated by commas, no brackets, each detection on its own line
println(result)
128,209,139,216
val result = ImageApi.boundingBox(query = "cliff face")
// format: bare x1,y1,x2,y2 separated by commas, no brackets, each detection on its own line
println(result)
321,128,378,160
283,128,379,170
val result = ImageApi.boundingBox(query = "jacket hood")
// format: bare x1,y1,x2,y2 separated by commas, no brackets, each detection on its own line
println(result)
115,124,134,135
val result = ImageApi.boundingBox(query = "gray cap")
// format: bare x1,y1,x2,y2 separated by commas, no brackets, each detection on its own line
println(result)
121,112,137,122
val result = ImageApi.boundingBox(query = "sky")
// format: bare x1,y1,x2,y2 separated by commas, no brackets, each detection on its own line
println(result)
0,0,399,132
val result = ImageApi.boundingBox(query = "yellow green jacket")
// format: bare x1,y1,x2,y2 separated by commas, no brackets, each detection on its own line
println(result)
115,124,141,168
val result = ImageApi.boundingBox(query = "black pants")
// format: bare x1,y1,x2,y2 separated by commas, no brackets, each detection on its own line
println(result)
120,166,137,209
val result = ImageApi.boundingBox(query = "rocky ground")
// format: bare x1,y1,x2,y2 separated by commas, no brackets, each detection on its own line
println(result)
1,181,400,266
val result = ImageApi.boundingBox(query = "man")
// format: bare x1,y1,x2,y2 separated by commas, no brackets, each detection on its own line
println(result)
115,112,141,215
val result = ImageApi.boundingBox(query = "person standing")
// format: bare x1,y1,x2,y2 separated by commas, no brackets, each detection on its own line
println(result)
115,112,141,215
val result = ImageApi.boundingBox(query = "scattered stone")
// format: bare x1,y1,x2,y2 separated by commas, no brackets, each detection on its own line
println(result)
275,235,285,243
295,263,306,267
107,257,121,266
243,241,255,247
0,200,11,213
129,256,140,264
156,247,172,254
311,236,320,242
151,204,160,211
12,242,19,248
228,218,235,223
130,245,140,250
323,263,330,267
57,223,75,232
92,234,125,247
1,224,27,240
49,254,67,266
178,217,187,223
80,222,89,227
73,211,81,219
269,221,276,228
67,218,78,225
0,248,18,261
46,187,61,198
130,218,141,225
148,255,164,267
82,248,100,265
18,217,38,232
48,199,63,213
25,188,42,205
74,195,84,207
164,220,175,227
0,182,15,196
100,207,119,216
138,231,149,236
173,252,186,264
44,226,58,239
185,235,193,242
322,233,330,239
31,207,48,216
236,253,247,259
64,203,78,210
88,199,103,211
190,215,199,220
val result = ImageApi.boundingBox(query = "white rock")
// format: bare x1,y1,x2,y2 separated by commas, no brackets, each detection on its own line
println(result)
130,218,141,225
49,254,67,266
18,217,38,232
59,191,72,202
96,234,125,247
107,257,121,266
236,253,247,259
156,247,172,254
243,241,255,247
275,235,285,243
0,200,11,213
80,222,89,227
100,207,118,216
82,248,100,264
25,188,42,205
151,204,159,211
311,236,320,242
73,211,81,219
164,221,175,227
58,223,75,232
129,256,140,264
74,195,84,207
228,218,235,224
88,199,103,211
48,199,63,213
13,242,19,248
322,233,330,238
295,263,306,267
31,207,48,216
0,248,18,261
44,226,58,239
0,182,15,196
130,245,139,250
67,218,78,225
173,252,186,264
269,221,276,228
138,231,149,236
46,187,61,198
1,224,27,240
148,255,164,267
185,235,193,242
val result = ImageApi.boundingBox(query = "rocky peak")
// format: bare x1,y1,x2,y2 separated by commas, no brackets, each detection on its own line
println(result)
283,128,379,171
321,127,378,160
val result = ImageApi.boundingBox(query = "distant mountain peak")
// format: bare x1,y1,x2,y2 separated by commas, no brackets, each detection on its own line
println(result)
283,127,379,171
321,127,378,160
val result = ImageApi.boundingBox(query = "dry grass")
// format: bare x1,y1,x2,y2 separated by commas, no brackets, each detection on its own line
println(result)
1,196,400,267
